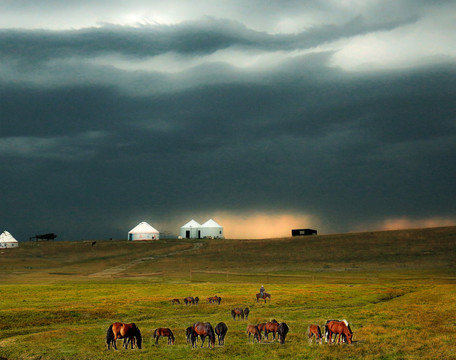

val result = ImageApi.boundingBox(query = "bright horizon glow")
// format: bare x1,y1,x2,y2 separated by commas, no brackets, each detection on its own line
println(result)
214,211,320,239
356,216,456,233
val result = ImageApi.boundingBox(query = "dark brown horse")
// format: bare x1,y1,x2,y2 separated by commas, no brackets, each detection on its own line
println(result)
277,322,289,344
308,324,323,344
184,296,195,305
256,292,271,303
106,322,142,350
207,296,222,304
153,327,175,345
186,326,193,344
215,322,228,345
264,320,279,340
231,307,244,320
244,307,250,320
326,320,352,344
192,322,216,348
170,298,180,304
246,325,261,343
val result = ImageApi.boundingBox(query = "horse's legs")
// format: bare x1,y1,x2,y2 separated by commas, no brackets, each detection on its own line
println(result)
155,335,159,345
200,335,206,348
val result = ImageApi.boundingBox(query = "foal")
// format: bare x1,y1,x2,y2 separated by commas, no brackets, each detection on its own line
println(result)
308,324,323,344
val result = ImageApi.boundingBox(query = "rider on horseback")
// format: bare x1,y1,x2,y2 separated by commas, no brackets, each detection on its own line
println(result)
260,285,265,297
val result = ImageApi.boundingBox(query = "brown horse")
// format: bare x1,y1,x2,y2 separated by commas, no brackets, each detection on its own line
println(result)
170,298,180,304
264,320,279,340
326,321,352,344
277,322,289,344
256,292,271,303
246,325,261,343
192,322,216,348
231,307,244,320
106,322,142,350
324,319,353,343
308,324,322,344
215,322,228,345
153,328,175,345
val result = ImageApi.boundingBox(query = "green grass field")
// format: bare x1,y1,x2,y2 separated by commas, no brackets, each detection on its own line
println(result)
1,227,455,359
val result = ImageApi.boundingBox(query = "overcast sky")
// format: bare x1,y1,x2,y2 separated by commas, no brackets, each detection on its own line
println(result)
1,0,455,240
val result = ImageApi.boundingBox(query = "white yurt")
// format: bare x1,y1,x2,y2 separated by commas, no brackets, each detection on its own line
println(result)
200,219,224,239
0,231,19,248
180,219,202,239
128,222,159,241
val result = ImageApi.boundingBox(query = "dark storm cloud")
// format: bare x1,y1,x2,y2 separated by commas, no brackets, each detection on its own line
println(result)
2,55,455,239
0,15,416,64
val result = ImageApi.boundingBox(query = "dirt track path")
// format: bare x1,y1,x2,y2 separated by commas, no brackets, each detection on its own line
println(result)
89,242,202,277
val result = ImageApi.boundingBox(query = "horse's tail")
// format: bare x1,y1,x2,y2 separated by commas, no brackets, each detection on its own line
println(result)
153,328,158,339
317,326,322,339
106,324,114,349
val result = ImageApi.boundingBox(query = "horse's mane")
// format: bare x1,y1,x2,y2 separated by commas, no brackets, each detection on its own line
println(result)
132,323,142,346
106,324,114,344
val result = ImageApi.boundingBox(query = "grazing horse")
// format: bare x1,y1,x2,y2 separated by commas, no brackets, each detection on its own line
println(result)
324,319,353,343
194,296,200,305
326,320,352,344
153,328,175,345
257,323,266,338
106,322,142,350
231,307,244,320
264,320,279,340
244,307,250,320
278,322,289,344
256,292,271,303
215,322,228,345
308,324,323,344
171,298,180,305
207,296,222,304
192,322,216,348
184,297,194,305
246,325,261,343
186,326,193,344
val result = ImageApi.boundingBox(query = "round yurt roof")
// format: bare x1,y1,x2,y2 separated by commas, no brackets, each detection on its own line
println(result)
0,231,18,243
128,222,159,234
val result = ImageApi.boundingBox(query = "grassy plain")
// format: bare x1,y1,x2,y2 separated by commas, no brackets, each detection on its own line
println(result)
0,227,455,359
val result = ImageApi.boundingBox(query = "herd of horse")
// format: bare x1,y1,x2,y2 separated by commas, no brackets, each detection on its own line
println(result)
247,319,289,344
105,293,354,350
171,296,222,305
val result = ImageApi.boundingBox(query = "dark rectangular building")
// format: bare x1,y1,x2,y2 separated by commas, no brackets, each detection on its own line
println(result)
292,229,317,236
